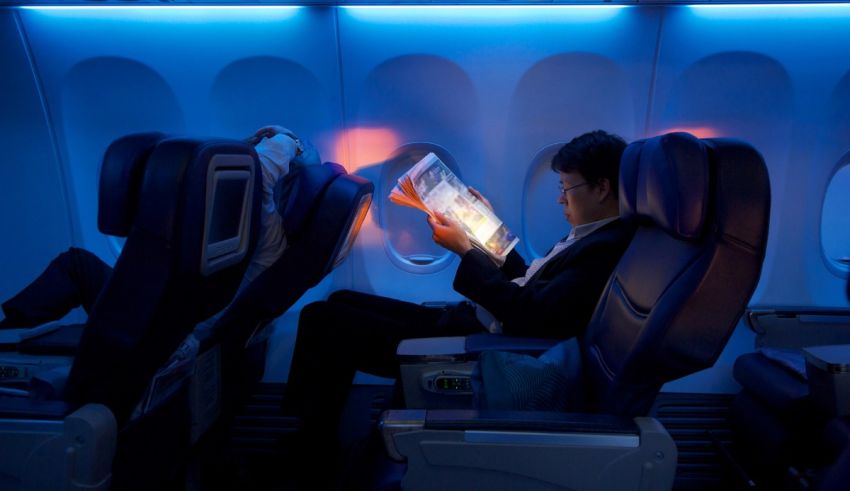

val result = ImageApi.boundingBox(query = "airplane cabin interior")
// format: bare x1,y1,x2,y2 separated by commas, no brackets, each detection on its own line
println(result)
0,1,849,490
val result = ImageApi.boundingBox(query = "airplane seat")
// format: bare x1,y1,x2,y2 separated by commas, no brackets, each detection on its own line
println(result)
725,247,850,489
191,161,373,472
381,132,770,491
730,345,850,489
0,134,262,491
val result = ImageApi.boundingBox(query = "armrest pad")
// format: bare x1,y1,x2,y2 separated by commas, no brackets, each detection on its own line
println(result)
424,409,638,434
381,409,656,462
0,397,73,419
397,337,468,361
397,335,561,363
382,409,638,434
464,334,559,355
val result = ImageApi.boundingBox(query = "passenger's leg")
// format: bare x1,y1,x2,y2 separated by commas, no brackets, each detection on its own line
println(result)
283,296,444,488
326,289,442,321
0,247,112,328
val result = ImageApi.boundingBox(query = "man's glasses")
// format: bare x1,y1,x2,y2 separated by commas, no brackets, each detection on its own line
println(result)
558,181,589,196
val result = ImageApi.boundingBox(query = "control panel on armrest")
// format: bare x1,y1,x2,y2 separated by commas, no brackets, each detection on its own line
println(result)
397,334,562,410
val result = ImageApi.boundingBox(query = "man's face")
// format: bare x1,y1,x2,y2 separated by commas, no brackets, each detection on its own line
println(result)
558,171,599,227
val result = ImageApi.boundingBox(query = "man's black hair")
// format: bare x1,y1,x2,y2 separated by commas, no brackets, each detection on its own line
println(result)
551,130,627,198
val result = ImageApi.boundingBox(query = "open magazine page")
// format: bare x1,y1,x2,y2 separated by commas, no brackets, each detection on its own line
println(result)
406,153,519,261
389,175,430,215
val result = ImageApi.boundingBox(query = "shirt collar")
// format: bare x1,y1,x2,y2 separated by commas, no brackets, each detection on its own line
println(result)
566,216,619,242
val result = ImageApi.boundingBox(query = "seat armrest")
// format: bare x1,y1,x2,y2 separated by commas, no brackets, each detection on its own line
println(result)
397,337,469,362
0,402,117,491
464,334,559,356
420,409,639,434
380,409,677,491
397,334,560,363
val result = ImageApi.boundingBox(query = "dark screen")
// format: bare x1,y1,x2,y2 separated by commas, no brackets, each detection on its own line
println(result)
209,176,246,244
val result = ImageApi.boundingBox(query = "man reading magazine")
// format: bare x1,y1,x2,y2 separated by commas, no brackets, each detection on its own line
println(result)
389,151,518,264
281,130,638,488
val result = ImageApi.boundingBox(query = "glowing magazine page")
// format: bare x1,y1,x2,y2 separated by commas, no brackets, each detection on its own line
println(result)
389,152,519,263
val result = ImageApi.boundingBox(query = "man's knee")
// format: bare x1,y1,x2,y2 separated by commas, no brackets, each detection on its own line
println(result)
298,301,335,339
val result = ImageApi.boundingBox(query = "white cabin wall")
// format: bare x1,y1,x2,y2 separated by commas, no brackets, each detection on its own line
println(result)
336,6,663,306
0,9,75,314
649,4,850,309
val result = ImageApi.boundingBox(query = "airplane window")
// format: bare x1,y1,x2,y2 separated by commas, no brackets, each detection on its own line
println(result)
522,142,571,259
822,162,850,273
380,142,460,272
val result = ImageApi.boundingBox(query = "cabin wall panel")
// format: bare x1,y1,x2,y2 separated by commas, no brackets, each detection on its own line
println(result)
17,7,343,264
0,9,73,312
337,6,662,304
651,5,850,309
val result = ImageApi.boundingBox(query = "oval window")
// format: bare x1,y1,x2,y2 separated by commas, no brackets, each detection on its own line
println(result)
522,142,571,259
379,143,461,272
822,161,850,274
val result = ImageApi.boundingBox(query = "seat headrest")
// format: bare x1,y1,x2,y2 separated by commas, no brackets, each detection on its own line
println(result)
97,132,165,236
620,132,710,240
274,162,346,241
136,137,261,277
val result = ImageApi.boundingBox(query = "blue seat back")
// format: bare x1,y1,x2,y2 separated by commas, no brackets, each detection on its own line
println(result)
582,132,771,417
211,162,373,416
97,132,165,237
64,136,262,424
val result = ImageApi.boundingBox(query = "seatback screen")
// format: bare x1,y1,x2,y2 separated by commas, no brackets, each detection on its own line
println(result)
209,176,248,244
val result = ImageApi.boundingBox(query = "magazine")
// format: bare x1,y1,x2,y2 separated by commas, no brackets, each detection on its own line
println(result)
388,152,519,263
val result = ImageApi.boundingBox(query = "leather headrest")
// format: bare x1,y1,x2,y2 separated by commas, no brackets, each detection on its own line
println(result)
274,162,346,242
619,132,710,240
136,137,261,277
97,132,165,236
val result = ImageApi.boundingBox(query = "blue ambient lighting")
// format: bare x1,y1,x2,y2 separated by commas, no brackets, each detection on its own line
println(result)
19,5,304,22
688,3,850,19
21,5,302,10
340,5,629,23
19,5,304,25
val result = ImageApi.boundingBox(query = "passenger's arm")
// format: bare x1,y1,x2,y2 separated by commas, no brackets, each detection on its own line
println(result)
428,212,528,277
453,241,622,339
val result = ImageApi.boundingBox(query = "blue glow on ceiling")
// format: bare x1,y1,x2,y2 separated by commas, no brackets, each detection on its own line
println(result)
688,3,850,18
19,5,304,22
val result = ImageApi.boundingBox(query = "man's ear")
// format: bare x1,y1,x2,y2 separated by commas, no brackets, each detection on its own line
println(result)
595,178,612,203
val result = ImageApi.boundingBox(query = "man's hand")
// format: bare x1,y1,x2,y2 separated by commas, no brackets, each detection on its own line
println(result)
428,212,473,256
468,186,494,212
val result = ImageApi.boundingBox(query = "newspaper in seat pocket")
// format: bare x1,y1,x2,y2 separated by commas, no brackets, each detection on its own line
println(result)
388,152,519,264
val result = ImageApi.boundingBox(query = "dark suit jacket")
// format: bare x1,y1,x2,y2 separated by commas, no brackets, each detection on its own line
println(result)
453,218,636,339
